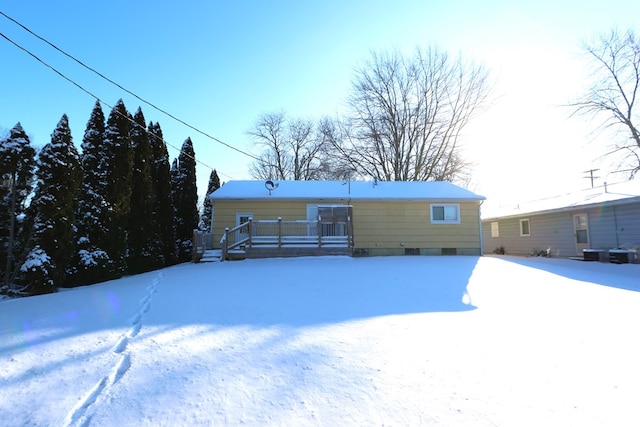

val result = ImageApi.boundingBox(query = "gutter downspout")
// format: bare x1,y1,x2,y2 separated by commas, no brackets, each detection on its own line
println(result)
613,205,620,248
478,200,484,256
605,183,620,248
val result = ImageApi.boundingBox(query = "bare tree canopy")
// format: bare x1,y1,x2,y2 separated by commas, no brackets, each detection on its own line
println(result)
334,46,491,182
247,47,491,183
248,111,326,180
570,28,640,178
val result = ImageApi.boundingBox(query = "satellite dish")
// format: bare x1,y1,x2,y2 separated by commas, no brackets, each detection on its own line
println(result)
265,180,279,195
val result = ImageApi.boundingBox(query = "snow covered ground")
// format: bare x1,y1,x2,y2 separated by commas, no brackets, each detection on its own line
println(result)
1,255,639,426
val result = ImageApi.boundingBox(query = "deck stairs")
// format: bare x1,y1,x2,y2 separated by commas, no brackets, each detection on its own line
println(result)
198,249,223,263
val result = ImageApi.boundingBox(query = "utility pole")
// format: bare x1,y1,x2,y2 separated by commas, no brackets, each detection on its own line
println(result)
583,169,600,188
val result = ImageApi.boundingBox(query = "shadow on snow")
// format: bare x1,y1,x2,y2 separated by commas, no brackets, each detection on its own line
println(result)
0,256,478,355
162,255,479,328
495,255,640,293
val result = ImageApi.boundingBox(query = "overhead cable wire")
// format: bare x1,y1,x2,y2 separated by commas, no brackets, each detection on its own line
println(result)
0,10,260,164
0,30,231,179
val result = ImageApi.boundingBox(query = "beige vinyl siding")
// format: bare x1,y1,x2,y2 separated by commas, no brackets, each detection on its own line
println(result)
352,201,480,249
212,199,482,252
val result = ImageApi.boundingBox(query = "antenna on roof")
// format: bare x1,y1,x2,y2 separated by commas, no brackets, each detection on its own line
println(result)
265,180,279,195
341,172,351,194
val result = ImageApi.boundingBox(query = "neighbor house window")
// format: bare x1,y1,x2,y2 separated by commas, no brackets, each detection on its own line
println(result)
430,204,460,224
491,221,500,237
520,218,530,236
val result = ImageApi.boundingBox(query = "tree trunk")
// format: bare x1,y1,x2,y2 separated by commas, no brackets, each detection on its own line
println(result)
4,172,17,286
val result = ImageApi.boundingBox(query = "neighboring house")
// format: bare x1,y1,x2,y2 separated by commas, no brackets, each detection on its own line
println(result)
482,180,640,259
208,180,485,259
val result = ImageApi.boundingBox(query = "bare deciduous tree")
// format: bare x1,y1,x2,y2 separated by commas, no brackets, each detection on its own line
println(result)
331,46,491,182
314,117,358,180
248,111,326,180
248,112,288,180
570,28,640,178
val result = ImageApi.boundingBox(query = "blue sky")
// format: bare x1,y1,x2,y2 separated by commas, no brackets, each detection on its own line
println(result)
1,0,639,208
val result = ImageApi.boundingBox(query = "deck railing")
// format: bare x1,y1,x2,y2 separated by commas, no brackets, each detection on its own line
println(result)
192,229,214,262
219,221,251,262
219,217,352,261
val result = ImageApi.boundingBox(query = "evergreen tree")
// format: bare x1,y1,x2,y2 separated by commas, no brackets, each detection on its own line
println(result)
102,99,133,277
74,101,112,286
20,115,82,294
127,108,156,274
170,157,179,262
148,121,175,267
0,123,36,291
171,138,199,263
200,169,220,231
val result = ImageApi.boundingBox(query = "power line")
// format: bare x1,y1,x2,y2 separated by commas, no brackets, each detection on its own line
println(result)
0,29,232,179
0,10,259,163
0,10,260,174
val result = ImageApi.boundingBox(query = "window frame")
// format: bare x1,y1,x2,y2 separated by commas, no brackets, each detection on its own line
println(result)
490,221,500,238
519,218,531,237
430,204,461,224
236,212,253,226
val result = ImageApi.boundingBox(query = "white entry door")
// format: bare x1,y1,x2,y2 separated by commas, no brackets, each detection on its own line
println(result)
573,213,589,255
235,212,252,242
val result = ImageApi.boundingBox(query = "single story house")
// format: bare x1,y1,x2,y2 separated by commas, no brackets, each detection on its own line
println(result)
208,180,485,259
482,180,640,260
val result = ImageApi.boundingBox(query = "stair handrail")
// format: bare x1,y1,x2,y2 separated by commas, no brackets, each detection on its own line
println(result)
220,229,228,262
192,229,213,263
220,220,252,261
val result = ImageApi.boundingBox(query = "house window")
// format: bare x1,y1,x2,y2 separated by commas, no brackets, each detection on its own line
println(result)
430,204,460,224
520,218,530,237
491,221,499,238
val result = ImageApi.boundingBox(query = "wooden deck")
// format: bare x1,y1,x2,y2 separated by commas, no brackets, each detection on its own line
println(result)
241,245,352,259
217,217,353,261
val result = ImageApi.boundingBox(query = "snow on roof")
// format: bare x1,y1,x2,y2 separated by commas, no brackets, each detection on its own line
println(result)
483,180,640,219
210,180,485,202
